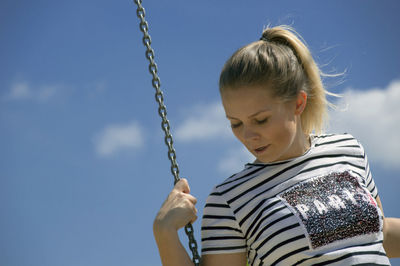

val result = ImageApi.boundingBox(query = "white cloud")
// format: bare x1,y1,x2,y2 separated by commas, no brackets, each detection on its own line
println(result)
94,121,144,157
328,80,400,169
218,146,255,175
86,80,107,99
8,82,31,100
6,81,59,102
174,101,252,174
37,85,57,102
175,102,233,142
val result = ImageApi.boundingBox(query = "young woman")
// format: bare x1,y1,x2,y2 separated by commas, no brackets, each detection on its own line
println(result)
153,25,400,266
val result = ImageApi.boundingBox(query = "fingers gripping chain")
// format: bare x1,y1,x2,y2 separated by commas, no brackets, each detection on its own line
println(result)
133,1,201,265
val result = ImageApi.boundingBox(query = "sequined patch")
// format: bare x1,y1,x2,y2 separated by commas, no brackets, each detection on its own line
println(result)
278,171,380,250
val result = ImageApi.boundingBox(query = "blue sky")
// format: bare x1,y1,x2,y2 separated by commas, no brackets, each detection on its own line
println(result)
1,1,399,266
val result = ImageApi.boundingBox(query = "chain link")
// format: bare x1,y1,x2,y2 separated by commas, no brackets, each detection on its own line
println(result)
133,1,201,265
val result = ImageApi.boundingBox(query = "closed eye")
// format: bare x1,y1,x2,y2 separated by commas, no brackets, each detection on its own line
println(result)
230,122,242,129
256,118,268,124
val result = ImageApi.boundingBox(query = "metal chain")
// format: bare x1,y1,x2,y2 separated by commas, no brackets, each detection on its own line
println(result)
133,1,201,265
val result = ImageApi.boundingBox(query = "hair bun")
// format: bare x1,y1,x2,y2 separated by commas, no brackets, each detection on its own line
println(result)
260,30,271,42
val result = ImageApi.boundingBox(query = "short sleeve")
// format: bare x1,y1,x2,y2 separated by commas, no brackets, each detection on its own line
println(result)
201,186,247,255
358,140,378,199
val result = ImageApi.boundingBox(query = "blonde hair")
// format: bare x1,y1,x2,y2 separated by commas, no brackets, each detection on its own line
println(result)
219,25,330,134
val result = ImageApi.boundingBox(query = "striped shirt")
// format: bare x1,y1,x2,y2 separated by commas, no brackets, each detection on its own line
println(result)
201,134,390,265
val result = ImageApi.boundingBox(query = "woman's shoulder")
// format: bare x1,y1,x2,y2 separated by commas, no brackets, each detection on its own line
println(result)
313,132,360,146
209,163,264,196
312,132,366,156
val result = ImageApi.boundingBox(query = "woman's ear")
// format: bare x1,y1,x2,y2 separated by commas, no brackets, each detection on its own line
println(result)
294,90,307,115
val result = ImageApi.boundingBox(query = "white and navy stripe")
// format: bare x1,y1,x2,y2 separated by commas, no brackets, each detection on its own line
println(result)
201,134,389,265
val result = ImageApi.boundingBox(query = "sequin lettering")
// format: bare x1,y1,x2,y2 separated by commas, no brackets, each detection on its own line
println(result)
327,195,346,210
295,204,310,219
314,200,328,215
278,171,380,249
343,188,357,205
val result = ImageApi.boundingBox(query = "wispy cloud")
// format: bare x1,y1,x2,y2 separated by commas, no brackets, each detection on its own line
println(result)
6,81,58,102
174,101,254,174
218,146,255,175
85,80,107,99
37,85,57,102
174,102,233,142
8,82,31,100
328,80,400,169
93,121,144,157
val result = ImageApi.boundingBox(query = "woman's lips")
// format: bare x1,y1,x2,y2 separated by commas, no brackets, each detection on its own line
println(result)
254,145,269,154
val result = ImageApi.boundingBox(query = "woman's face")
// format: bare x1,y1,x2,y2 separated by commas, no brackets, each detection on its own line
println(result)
221,85,308,163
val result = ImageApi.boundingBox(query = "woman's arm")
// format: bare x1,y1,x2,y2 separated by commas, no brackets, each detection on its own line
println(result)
202,253,247,266
153,179,249,266
376,196,400,258
153,178,197,266
153,226,194,266
383,217,400,258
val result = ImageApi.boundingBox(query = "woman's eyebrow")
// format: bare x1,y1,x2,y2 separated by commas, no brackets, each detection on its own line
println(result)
226,109,271,120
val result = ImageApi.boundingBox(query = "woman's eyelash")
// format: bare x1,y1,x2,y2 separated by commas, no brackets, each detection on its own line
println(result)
256,118,268,124
231,122,242,128
230,118,268,128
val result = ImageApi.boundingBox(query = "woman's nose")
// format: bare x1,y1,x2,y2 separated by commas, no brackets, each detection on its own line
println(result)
243,126,260,140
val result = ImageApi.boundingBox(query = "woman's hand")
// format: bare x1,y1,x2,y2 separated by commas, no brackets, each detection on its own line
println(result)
154,178,198,234
153,179,198,266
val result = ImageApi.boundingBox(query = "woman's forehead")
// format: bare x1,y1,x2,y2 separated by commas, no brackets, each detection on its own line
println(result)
221,87,278,117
